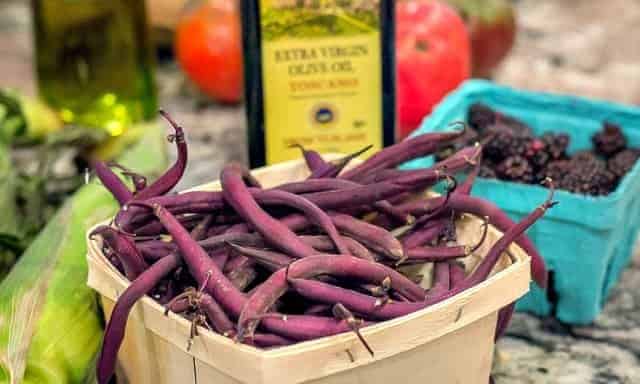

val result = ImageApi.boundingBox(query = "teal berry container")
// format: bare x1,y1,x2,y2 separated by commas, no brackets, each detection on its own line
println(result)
403,80,640,325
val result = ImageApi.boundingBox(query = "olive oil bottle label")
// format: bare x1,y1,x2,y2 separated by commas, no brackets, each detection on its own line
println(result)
260,0,383,164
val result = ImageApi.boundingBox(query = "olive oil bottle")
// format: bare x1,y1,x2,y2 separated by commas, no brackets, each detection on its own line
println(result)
242,0,396,168
31,0,157,136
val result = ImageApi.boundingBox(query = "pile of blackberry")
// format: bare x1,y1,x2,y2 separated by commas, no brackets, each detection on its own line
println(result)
437,103,639,196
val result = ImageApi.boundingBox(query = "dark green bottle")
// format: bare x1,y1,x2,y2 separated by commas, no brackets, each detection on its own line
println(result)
32,0,157,136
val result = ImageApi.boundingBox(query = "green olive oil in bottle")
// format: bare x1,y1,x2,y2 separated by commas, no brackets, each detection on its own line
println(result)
242,0,396,168
31,0,157,136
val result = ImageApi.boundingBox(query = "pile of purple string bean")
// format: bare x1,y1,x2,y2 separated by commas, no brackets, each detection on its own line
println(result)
91,111,554,384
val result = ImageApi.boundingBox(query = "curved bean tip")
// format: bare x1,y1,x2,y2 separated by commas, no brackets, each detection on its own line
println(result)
334,144,374,166
332,304,374,357
288,142,305,151
390,224,414,238
225,241,241,252
391,246,405,260
468,216,490,255
165,296,184,316
284,262,292,280
479,131,498,147
540,178,558,210
413,178,455,228
199,270,213,293
115,227,137,238
463,155,476,166
160,234,173,243
447,120,468,134
394,254,409,267
105,161,121,169
236,324,250,342
444,174,458,193
89,225,110,239
346,144,373,157
331,303,348,320
467,145,483,164
93,223,138,239
159,109,185,141
124,200,150,210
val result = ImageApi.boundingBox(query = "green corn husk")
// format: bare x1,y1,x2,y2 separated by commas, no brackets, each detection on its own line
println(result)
0,88,63,144
0,142,21,281
0,121,168,384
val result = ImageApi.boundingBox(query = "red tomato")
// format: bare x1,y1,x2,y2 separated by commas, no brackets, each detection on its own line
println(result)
396,0,471,139
175,0,243,103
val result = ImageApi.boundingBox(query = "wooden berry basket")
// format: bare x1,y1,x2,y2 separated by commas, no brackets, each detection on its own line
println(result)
86,157,531,384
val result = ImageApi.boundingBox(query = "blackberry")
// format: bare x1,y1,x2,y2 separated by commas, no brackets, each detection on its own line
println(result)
507,136,531,158
479,164,497,179
530,151,551,172
496,156,534,183
473,106,533,138
592,122,626,157
590,170,618,194
539,160,571,183
525,138,551,170
558,151,617,195
483,131,513,161
484,121,533,138
541,133,570,160
558,174,595,195
559,171,614,196
495,113,533,137
434,127,479,162
572,150,606,169
538,160,571,181
484,132,530,162
468,103,496,132
608,149,640,178
525,138,546,156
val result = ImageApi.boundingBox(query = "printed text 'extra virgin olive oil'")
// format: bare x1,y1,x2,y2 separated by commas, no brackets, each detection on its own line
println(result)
242,0,396,168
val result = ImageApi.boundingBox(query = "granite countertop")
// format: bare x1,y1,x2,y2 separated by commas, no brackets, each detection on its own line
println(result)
2,0,639,382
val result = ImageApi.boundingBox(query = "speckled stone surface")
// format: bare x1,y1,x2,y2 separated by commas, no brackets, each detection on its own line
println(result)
494,249,640,383
494,0,640,106
2,1,640,382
